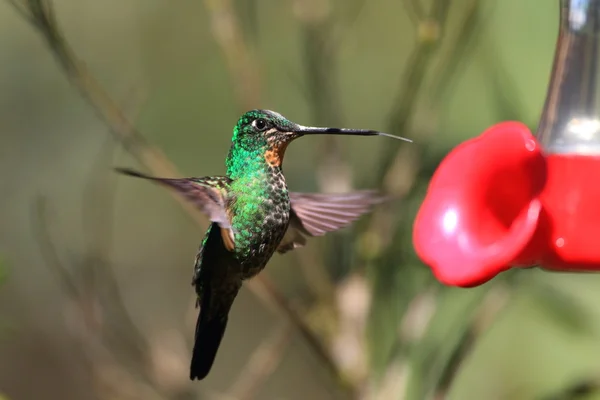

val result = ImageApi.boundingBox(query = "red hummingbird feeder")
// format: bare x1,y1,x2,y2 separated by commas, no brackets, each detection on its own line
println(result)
413,0,600,287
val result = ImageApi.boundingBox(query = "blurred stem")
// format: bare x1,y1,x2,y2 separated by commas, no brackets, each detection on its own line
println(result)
295,1,375,393
357,1,480,391
82,88,143,259
362,0,486,368
204,0,262,110
378,0,451,179
428,0,490,106
294,0,341,302
250,276,355,396
11,0,346,392
79,95,152,375
233,0,259,44
17,0,206,226
359,0,456,261
32,92,185,398
538,378,600,400
6,0,34,23
32,198,79,298
482,37,529,123
430,284,510,399
369,0,486,253
403,0,425,23
228,323,293,400
402,284,511,400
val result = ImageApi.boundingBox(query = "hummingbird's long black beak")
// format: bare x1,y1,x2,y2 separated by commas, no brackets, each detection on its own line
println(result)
294,125,412,142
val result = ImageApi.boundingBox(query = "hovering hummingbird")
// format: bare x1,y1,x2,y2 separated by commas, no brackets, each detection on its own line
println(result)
116,109,410,381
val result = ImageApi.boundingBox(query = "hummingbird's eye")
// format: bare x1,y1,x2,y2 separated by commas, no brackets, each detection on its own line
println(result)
252,118,268,131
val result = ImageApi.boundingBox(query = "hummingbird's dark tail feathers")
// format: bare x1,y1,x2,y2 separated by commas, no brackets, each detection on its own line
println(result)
190,277,242,381
190,311,229,380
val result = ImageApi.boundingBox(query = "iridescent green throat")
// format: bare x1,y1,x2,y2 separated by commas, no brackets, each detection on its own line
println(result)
225,127,282,257
225,119,273,180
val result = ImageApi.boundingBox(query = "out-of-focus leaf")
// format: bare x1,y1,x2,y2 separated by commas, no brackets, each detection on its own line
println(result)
527,278,594,335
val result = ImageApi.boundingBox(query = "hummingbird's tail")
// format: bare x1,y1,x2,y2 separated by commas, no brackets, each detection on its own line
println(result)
190,309,229,380
190,280,241,381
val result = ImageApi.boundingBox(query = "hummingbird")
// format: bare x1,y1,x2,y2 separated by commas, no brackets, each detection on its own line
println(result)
115,109,410,381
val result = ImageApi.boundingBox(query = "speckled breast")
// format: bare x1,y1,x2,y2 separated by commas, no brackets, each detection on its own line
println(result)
233,170,291,279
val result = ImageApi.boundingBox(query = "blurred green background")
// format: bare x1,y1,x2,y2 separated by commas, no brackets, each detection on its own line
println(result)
2,0,600,399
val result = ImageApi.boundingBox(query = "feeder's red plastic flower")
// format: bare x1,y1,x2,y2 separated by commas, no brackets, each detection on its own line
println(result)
413,122,600,287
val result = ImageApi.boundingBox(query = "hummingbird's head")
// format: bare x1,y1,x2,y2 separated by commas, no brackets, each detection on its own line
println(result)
230,109,411,168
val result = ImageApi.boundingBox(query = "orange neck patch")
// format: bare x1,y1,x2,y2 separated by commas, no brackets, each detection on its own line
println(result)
265,142,289,167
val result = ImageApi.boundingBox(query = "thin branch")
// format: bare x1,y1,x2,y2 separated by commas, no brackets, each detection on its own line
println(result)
80,115,153,383
403,0,425,23
228,323,293,400
84,136,151,380
22,0,206,226
430,329,476,400
334,0,368,45
6,0,36,25
34,93,192,398
82,88,144,257
360,0,485,264
358,0,454,271
82,132,117,258
294,246,335,305
251,276,353,395
380,0,450,175
31,197,79,297
293,0,341,303
429,0,491,105
203,0,261,109
375,13,489,392
538,379,600,400
430,285,511,399
360,0,452,208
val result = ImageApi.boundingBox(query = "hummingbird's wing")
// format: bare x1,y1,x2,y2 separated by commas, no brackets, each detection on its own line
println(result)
277,191,386,254
115,168,232,229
